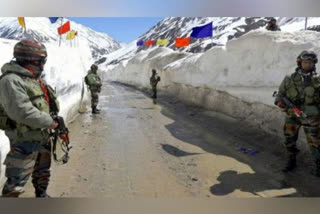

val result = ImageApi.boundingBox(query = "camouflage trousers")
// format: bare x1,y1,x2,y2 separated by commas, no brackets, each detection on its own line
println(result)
151,86,157,98
283,116,320,159
1,141,51,197
90,90,99,108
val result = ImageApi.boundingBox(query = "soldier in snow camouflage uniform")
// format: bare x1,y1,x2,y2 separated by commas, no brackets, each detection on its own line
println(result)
0,40,60,197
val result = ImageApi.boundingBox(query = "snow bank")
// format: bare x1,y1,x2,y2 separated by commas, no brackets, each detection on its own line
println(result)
103,30,320,154
0,38,93,186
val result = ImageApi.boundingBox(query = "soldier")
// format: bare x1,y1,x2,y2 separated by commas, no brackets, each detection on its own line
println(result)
275,51,320,177
0,40,60,197
150,69,161,99
266,18,281,31
85,64,102,114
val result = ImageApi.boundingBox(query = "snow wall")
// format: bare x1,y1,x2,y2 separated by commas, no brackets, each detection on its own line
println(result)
103,30,320,156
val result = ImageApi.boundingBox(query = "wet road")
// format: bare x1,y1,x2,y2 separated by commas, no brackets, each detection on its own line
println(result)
23,81,320,197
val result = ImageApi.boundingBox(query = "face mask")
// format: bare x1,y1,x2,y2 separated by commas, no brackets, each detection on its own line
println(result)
32,58,46,77
33,68,43,78
24,63,44,78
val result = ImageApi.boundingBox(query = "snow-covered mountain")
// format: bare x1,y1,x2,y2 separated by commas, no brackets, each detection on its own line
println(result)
100,17,320,67
139,17,320,52
138,17,269,53
0,17,122,60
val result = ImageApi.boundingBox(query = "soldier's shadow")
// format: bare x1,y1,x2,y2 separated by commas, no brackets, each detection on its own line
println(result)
210,170,296,197
154,94,320,197
111,82,320,196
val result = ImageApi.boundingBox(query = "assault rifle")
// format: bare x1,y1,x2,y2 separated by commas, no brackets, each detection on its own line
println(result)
273,91,310,122
50,115,72,164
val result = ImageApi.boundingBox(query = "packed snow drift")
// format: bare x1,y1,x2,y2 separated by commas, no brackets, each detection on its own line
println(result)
103,29,320,155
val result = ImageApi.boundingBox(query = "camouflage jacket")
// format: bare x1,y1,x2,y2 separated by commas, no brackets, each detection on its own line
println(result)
150,74,160,87
0,61,59,143
266,24,281,31
85,70,102,92
276,69,320,117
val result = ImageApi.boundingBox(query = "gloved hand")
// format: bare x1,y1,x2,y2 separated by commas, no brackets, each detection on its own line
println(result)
276,101,286,108
49,120,59,129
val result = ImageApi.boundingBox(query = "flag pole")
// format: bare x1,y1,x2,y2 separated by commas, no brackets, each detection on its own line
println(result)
202,38,204,53
24,18,27,34
305,17,308,30
211,37,214,49
59,18,63,47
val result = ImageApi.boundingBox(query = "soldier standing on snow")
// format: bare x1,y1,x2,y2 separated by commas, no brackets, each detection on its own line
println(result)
266,18,281,31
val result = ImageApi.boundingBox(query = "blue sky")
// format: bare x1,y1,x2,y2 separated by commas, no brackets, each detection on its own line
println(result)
68,17,164,43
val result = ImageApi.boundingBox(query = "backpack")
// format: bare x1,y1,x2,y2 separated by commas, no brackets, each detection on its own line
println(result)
84,74,89,85
0,73,14,130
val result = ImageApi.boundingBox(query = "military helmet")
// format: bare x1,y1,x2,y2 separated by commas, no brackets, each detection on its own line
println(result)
14,40,47,61
297,50,318,65
270,18,277,22
152,69,156,73
91,64,98,70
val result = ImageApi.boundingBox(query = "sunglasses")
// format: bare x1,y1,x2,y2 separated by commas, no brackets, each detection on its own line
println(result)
32,57,47,66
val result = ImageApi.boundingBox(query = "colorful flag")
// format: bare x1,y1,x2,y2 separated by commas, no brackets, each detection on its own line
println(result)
57,21,70,35
137,40,144,46
191,22,213,38
145,40,155,46
66,30,76,40
17,17,25,29
49,17,59,24
175,37,190,47
156,38,169,46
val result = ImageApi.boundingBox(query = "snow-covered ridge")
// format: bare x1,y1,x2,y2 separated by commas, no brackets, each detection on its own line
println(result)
139,17,320,52
100,17,320,67
0,17,122,60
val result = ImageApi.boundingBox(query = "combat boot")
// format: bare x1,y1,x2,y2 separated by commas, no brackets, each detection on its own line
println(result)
282,154,297,172
92,107,100,114
35,190,51,198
